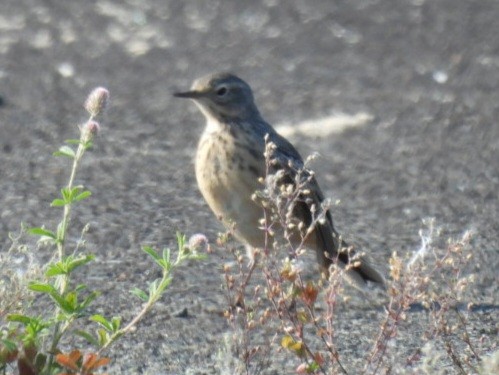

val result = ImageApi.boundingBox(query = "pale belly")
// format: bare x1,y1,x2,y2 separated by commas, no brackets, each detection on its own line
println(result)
195,131,266,248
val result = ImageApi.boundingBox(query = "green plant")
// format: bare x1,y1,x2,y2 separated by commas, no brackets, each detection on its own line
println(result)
0,88,205,375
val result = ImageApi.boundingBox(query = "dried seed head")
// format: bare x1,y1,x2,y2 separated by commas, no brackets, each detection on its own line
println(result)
85,87,110,117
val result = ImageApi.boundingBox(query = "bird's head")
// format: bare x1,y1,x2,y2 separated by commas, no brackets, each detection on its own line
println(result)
174,72,260,121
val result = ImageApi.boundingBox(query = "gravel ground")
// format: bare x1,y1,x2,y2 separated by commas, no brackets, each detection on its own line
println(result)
0,1,497,374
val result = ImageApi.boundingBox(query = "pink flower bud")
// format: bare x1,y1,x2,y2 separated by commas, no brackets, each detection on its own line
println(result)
188,233,209,252
81,120,101,143
296,364,308,374
85,87,109,117
85,120,101,135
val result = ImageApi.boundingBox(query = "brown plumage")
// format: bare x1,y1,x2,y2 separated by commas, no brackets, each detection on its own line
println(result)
174,72,384,288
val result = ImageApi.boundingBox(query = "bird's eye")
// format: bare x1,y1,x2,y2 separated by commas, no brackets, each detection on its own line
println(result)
216,87,228,96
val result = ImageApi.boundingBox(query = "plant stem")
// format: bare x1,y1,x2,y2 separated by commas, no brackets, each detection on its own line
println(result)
98,271,170,354
46,124,91,374
57,127,88,261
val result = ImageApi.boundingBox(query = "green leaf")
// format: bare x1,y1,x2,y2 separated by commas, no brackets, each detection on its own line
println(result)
187,253,207,261
83,140,94,150
45,263,66,277
75,284,88,292
162,248,171,265
61,187,72,201
97,328,109,347
56,222,65,242
45,255,94,277
90,315,113,331
148,279,159,295
50,198,66,207
65,139,81,145
144,246,172,270
143,247,171,270
74,190,91,202
28,282,56,294
155,276,172,296
176,231,186,252
55,186,89,205
66,254,95,273
65,292,78,310
47,291,73,313
7,314,34,325
130,287,149,302
111,317,121,331
308,361,320,372
75,330,100,347
143,246,160,261
28,227,56,239
53,145,75,158
1,338,17,352
80,291,100,310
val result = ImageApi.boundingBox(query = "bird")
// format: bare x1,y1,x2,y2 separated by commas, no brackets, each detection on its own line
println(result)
174,72,384,288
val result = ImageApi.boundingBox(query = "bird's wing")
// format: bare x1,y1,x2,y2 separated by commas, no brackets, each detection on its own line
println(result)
256,125,384,287
265,130,344,268
268,130,385,286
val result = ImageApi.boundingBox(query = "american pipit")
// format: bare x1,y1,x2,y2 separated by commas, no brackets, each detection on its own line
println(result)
174,72,384,288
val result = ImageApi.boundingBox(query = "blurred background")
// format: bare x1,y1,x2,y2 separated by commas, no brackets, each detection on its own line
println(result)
0,0,497,373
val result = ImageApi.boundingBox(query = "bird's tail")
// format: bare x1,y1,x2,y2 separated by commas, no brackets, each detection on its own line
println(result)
312,220,385,289
343,252,386,289
333,235,385,290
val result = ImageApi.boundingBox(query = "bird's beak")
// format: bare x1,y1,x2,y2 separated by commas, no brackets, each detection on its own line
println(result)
173,90,204,99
